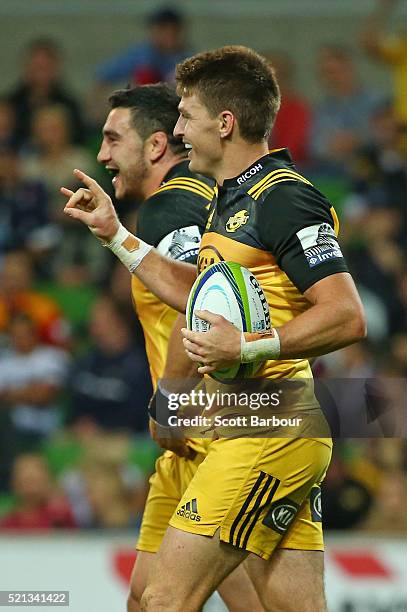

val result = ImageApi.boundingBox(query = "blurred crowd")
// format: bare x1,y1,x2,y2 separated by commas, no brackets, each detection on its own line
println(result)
1,1,407,533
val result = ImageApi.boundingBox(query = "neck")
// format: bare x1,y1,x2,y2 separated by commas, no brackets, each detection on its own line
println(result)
142,153,186,199
214,140,269,185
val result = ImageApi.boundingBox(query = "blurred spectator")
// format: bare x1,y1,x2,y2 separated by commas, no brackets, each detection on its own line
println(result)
322,449,374,529
0,145,58,258
361,0,407,127
0,454,76,530
6,38,86,147
0,313,69,441
0,99,17,149
89,6,190,127
95,6,189,87
68,296,151,434
22,104,96,216
20,104,107,285
361,468,407,532
78,434,146,528
311,44,384,169
265,51,312,165
0,251,70,347
108,261,146,344
336,98,407,337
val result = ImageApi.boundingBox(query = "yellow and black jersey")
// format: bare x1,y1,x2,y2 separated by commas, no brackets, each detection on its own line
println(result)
198,148,349,380
132,160,214,389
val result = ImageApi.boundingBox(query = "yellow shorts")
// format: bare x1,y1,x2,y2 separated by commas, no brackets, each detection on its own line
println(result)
169,437,332,560
138,437,331,559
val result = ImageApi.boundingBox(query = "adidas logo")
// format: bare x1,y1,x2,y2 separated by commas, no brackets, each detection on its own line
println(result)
176,498,201,522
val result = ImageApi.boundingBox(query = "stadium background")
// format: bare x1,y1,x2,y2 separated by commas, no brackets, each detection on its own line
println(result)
1,0,407,609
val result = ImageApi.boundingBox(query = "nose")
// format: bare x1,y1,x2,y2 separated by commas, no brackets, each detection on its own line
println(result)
97,139,110,164
173,115,185,139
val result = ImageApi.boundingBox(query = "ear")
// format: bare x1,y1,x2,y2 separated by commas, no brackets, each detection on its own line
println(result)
219,110,235,139
146,131,168,162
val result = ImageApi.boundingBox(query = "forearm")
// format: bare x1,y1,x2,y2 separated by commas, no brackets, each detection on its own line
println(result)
276,302,366,359
135,251,196,313
243,273,366,362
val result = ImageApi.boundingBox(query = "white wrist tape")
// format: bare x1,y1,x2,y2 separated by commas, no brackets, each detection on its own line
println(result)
103,223,153,273
240,329,281,363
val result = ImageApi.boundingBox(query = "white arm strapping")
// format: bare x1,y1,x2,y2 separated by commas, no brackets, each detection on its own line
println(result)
103,223,153,273
240,329,281,363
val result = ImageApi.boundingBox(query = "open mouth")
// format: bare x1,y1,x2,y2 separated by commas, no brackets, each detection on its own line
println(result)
107,168,120,186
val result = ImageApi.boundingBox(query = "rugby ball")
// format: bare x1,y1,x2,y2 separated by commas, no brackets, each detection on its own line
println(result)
186,261,270,381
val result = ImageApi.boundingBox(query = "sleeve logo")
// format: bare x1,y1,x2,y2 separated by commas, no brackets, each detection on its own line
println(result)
156,225,201,261
296,223,343,268
262,498,300,535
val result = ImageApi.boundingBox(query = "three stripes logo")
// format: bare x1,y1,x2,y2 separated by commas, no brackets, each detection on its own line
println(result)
229,472,281,549
176,498,201,522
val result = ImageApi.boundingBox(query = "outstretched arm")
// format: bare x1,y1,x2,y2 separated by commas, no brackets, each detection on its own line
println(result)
61,169,196,313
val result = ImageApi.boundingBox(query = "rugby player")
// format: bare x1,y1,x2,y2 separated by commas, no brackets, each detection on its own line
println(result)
62,48,366,611
62,84,263,611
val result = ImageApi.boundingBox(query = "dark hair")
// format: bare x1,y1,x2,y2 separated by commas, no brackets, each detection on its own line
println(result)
25,37,61,60
147,6,184,26
109,84,185,155
176,45,281,143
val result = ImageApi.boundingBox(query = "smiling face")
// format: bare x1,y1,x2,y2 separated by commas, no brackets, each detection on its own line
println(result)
174,92,223,178
97,107,148,201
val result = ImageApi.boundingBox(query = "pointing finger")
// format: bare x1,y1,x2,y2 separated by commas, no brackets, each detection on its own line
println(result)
73,168,105,196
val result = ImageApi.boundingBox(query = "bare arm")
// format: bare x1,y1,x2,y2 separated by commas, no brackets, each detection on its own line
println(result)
181,272,367,373
276,272,366,358
61,169,195,313
135,252,196,313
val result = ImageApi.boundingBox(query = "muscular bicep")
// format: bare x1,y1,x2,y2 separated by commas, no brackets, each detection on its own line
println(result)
304,272,360,306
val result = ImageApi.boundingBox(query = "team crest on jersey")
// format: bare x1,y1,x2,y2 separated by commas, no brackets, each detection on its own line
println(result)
226,210,249,233
296,223,343,268
157,226,201,262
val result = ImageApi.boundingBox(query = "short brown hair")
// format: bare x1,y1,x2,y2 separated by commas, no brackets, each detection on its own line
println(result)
176,46,280,143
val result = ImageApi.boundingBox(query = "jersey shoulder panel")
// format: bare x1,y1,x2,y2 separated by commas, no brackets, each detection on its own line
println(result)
136,167,214,248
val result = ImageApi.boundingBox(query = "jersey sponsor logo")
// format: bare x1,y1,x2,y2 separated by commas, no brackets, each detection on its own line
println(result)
197,245,224,274
226,210,249,233
296,223,343,269
156,225,201,262
236,163,263,185
176,498,201,522
262,498,300,535
310,486,322,522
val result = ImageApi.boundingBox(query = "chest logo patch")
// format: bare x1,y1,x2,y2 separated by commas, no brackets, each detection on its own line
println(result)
226,210,249,233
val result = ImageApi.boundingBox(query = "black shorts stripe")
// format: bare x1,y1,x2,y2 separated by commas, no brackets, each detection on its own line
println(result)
235,473,274,549
229,472,267,547
241,477,280,549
